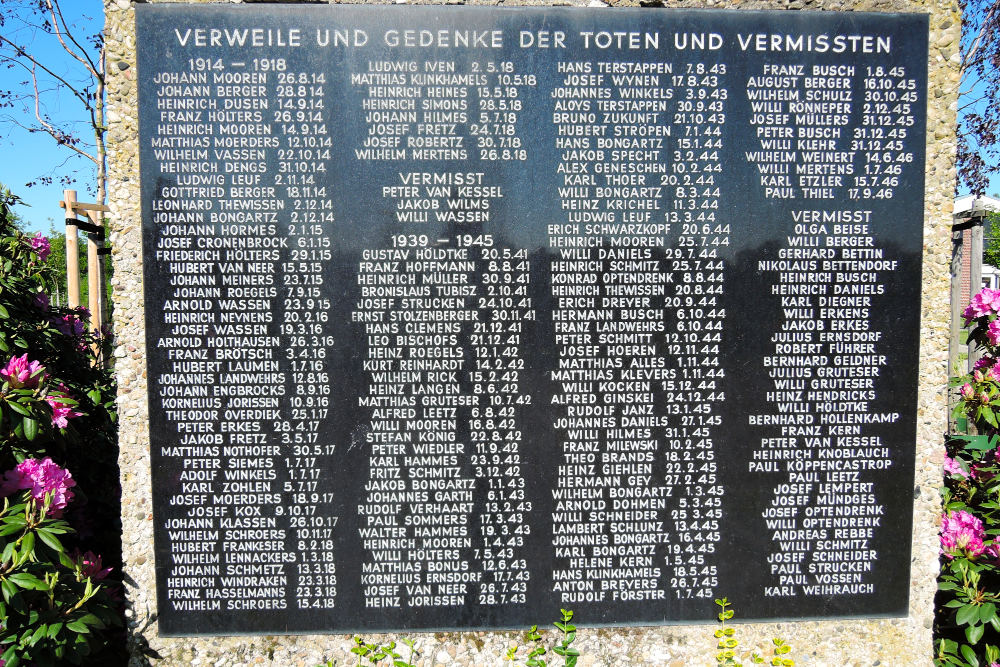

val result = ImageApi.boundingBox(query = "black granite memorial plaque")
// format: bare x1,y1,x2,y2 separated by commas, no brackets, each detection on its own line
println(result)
137,4,928,635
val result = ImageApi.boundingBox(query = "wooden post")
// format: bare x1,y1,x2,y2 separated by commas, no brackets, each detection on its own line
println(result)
85,209,104,335
59,195,111,355
62,190,81,309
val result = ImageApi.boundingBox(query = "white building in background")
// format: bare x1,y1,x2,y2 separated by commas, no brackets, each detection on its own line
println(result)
984,264,1000,290
954,194,1000,217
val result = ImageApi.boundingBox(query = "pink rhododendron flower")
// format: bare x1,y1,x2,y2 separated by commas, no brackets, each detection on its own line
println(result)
77,551,112,581
941,510,988,559
989,320,1000,346
30,233,50,262
972,364,1000,384
961,383,975,399
964,288,1000,324
46,390,81,428
944,456,969,478
0,458,75,517
0,354,45,389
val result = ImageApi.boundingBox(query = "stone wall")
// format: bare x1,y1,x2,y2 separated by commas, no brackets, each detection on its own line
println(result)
104,0,959,664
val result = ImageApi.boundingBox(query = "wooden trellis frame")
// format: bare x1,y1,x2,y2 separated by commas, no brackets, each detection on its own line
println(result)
60,189,110,337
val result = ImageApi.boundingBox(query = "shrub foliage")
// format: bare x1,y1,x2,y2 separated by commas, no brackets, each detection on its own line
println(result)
0,189,122,666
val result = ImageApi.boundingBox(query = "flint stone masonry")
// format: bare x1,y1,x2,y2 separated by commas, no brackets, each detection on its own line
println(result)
106,0,957,664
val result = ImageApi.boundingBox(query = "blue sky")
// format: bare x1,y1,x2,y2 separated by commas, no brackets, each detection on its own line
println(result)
0,0,103,234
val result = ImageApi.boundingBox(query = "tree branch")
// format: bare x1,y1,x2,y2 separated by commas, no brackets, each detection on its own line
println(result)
29,65,98,167
0,113,97,154
0,35,92,110
961,2,1000,71
0,1,106,203
45,0,101,82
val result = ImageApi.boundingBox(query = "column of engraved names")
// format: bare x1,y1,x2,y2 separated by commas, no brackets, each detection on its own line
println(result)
548,58,665,606
350,52,534,610
752,212,893,598
273,61,340,611
152,66,221,612
352,233,534,611
744,60,916,598
151,61,289,612
745,63,858,200
353,249,477,610
546,54,726,606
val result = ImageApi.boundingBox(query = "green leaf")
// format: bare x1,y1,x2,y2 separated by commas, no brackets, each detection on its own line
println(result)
1,578,16,601
8,573,45,590
0,523,25,537
5,400,29,416
35,529,63,553
76,613,105,629
19,531,34,558
957,603,981,626
953,434,1000,451
0,304,8,318
981,603,997,625
961,643,980,666
46,623,62,639
65,621,90,634
1,540,15,565
22,416,36,441
10,590,26,614
29,625,46,646
968,623,986,644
